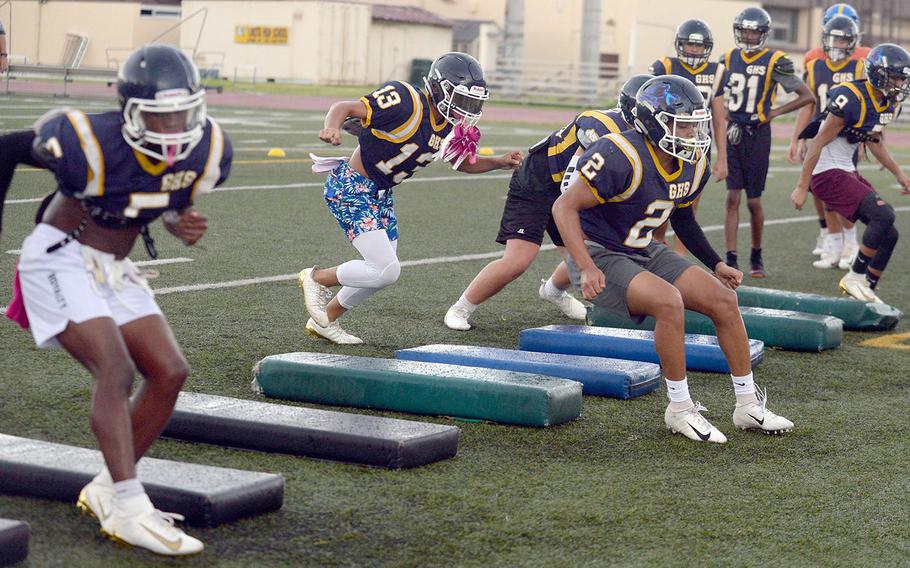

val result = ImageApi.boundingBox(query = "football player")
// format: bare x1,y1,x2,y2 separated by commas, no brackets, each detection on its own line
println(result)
554,75,793,443
649,18,729,252
299,52,522,344
7,45,231,555
804,4,870,66
0,130,44,233
443,75,651,331
790,15,865,268
720,7,814,277
791,44,910,303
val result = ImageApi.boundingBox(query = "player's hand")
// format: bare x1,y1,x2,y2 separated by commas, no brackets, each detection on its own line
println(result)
579,266,605,301
897,172,910,195
164,208,208,246
790,184,809,210
712,160,728,183
319,127,342,146
714,262,743,290
787,140,806,164
498,151,523,170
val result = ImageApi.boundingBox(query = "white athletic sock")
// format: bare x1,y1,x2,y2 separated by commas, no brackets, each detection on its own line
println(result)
113,478,146,502
732,372,758,405
92,467,113,487
543,277,564,299
844,226,857,245
453,292,477,313
666,377,692,410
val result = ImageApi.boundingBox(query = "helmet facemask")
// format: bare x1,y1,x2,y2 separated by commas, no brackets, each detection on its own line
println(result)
122,88,206,165
734,25,768,52
676,37,712,68
425,75,489,127
649,107,712,163
822,29,857,62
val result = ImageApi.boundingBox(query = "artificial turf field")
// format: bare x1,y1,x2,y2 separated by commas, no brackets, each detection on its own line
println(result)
1,94,910,566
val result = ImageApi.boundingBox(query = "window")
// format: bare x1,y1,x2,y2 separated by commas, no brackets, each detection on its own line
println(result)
766,6,799,46
140,5,181,19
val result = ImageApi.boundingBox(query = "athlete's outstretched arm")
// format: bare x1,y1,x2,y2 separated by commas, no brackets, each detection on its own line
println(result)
457,151,523,173
163,207,208,246
790,113,844,208
319,100,369,146
866,138,910,194
552,178,603,300
710,95,728,182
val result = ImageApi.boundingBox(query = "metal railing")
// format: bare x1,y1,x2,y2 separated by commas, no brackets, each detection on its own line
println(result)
4,63,118,96
484,57,623,105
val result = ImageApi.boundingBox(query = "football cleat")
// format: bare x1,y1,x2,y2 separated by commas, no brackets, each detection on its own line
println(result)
538,279,586,320
749,250,766,278
812,245,842,269
298,267,332,327
839,271,881,303
838,241,859,270
665,402,727,443
101,494,203,556
77,479,114,523
444,304,473,331
812,228,827,255
305,317,363,345
732,386,794,434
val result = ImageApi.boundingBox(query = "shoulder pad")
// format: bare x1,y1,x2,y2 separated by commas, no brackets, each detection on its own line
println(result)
774,56,795,75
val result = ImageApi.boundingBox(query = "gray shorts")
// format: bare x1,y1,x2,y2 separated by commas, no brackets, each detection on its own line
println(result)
567,241,695,323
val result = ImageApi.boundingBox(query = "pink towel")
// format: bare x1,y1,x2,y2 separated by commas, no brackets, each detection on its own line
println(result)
437,123,481,170
5,267,30,330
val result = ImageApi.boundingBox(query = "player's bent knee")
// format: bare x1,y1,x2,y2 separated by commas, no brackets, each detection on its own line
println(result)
652,289,685,320
376,261,401,288
154,358,190,392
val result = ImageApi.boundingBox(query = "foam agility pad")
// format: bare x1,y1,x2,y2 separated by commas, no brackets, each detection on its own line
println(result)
589,306,842,352
164,392,459,469
394,344,660,399
0,519,29,566
519,325,763,373
0,434,283,527
252,353,582,427
735,285,902,331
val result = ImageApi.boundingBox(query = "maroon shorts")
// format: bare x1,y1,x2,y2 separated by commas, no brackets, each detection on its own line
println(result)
809,169,875,221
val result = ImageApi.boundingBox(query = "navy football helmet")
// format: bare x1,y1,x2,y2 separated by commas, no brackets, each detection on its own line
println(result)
619,74,655,125
866,43,910,102
824,4,859,26
634,76,711,163
822,15,859,62
117,44,206,164
733,7,772,52
424,52,489,127
675,19,714,68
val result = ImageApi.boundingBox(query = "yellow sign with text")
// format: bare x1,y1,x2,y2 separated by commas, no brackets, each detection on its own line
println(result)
234,26,289,44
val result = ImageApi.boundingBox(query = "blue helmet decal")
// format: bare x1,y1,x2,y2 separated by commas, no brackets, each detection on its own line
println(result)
824,4,859,26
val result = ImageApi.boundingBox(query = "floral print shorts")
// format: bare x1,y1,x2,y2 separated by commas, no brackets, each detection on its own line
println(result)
323,160,398,242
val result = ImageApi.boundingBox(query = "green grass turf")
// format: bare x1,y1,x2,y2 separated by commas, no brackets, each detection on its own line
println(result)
2,96,910,566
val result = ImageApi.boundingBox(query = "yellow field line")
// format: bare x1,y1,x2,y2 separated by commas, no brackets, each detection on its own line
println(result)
859,332,910,351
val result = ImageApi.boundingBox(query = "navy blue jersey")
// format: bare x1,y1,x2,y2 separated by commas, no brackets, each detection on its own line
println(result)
721,48,802,126
546,109,628,183
829,79,898,137
576,129,710,254
358,81,453,189
34,110,231,223
649,57,725,101
805,57,865,114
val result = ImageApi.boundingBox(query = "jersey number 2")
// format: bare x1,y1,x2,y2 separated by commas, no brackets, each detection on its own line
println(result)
624,200,674,248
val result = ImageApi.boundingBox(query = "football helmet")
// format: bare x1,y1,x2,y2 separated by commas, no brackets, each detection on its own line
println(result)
822,15,859,62
675,19,714,68
866,43,910,102
634,75,711,163
424,52,489,127
619,74,655,125
733,7,772,52
118,44,206,164
823,3,860,26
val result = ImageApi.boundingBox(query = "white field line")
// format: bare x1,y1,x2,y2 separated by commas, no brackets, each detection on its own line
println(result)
151,206,910,296
134,257,194,267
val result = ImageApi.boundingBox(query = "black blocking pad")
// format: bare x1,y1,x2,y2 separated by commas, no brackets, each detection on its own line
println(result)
164,392,460,469
0,519,29,566
0,434,283,527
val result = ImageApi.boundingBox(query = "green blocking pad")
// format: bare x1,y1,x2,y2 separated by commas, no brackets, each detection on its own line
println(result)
0,519,29,566
0,434,283,527
164,392,460,469
252,353,583,427
589,306,843,352
735,285,902,331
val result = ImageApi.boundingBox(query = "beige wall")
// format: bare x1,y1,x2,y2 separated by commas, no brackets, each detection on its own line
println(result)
6,0,179,67
366,22,452,85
